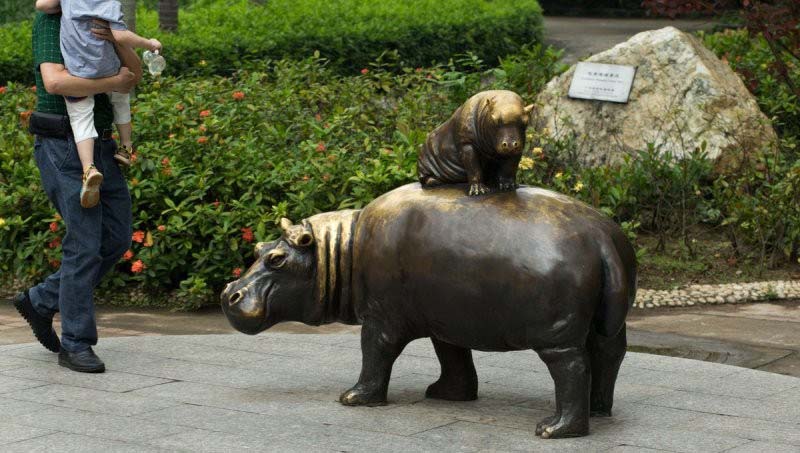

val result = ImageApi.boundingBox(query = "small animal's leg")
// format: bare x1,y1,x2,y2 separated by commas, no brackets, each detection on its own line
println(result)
497,155,521,191
426,338,478,401
588,324,626,417
463,145,489,196
420,176,444,187
340,322,408,406
535,346,590,439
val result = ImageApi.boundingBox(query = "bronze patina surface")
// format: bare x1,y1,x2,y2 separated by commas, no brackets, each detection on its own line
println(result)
221,183,637,439
417,90,533,196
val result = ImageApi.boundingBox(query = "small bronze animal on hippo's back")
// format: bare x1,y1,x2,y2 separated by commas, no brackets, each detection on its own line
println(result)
417,90,534,196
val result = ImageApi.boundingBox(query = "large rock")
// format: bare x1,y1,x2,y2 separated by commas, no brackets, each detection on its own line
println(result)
533,26,777,169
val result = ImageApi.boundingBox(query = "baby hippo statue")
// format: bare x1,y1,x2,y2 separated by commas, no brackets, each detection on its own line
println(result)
221,183,637,439
417,90,533,196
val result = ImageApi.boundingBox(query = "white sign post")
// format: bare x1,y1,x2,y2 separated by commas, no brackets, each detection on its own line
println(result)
568,62,636,103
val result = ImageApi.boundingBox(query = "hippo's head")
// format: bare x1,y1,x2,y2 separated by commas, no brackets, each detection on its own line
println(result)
220,218,317,334
221,210,360,334
481,93,534,157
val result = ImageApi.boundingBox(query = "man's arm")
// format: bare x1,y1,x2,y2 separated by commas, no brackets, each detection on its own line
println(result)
35,0,60,14
40,63,136,97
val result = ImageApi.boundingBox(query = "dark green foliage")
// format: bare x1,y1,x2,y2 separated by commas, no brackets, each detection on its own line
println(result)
0,0,544,84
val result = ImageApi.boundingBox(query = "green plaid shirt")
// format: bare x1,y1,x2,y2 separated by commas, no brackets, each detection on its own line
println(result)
32,12,114,131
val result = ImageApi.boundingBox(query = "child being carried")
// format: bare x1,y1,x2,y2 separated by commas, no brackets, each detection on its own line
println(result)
36,0,161,208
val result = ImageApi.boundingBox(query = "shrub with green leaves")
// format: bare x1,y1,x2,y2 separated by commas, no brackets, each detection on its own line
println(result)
0,0,543,85
0,48,562,309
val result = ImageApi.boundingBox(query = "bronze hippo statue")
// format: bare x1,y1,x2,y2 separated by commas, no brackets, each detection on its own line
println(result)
221,183,637,439
417,90,533,196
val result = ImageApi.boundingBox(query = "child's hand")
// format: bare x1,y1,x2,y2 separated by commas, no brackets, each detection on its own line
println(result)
149,39,162,53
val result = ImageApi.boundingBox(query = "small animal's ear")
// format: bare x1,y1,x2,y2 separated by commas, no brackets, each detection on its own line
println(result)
254,241,269,257
524,104,534,116
484,97,495,110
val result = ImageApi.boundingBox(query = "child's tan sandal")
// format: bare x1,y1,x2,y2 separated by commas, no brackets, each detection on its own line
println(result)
80,164,104,208
114,145,132,166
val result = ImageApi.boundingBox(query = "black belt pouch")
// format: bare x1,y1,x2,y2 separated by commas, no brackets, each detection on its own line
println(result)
28,112,70,138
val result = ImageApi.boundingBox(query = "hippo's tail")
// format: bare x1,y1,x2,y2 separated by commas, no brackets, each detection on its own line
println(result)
594,233,637,338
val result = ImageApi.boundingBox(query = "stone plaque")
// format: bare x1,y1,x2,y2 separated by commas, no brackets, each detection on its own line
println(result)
568,62,636,103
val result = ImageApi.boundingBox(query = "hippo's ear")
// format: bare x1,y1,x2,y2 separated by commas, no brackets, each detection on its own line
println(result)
524,104,534,116
279,218,293,233
254,241,269,257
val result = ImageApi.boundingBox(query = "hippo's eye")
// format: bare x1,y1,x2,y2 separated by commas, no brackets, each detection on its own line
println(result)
266,250,287,269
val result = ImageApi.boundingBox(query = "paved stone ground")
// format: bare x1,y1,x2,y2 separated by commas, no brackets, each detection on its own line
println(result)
0,333,798,452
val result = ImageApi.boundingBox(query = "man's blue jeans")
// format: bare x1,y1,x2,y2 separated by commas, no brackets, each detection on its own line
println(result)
29,134,132,353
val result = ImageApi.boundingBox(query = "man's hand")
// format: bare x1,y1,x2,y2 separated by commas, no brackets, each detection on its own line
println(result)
148,39,163,53
113,67,137,93
91,20,115,43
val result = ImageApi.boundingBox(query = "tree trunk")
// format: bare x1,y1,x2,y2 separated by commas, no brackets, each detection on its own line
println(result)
120,0,136,32
159,0,179,32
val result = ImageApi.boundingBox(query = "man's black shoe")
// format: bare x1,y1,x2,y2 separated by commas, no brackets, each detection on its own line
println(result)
11,291,60,353
58,347,105,373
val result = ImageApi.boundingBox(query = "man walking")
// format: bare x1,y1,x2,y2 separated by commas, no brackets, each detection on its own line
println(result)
10,11,140,373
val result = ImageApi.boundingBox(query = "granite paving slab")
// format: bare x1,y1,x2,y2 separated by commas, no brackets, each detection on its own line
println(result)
0,333,797,452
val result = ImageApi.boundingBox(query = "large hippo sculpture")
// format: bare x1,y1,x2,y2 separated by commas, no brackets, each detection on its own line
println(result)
221,183,637,439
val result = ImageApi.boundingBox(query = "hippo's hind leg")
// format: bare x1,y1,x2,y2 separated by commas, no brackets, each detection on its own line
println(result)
535,346,590,439
426,338,478,401
588,323,627,417
340,322,409,407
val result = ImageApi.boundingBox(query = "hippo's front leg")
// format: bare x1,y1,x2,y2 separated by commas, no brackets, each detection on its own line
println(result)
497,155,521,191
462,145,489,196
535,347,591,438
340,322,408,406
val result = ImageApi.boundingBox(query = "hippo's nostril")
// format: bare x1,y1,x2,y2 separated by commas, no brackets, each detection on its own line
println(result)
513,140,519,149
502,141,508,149
229,291,244,306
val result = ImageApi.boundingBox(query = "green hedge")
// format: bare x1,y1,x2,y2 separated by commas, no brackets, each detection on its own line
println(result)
0,0,543,85
0,48,561,308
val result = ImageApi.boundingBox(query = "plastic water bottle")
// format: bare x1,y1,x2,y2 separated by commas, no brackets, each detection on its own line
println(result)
143,50,166,77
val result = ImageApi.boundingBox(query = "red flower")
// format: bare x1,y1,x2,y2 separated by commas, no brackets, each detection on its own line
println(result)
161,157,170,166
175,103,185,111
157,225,166,232
122,250,134,261
316,141,326,152
241,227,254,243
197,136,208,144
30,86,37,92
232,267,242,278
49,222,58,232
199,109,211,118
415,67,423,73
232,91,245,101
198,124,207,132
360,68,369,75
130,152,138,163
0,86,6,94
131,260,145,273
302,175,310,181
132,230,145,243
49,259,60,268
161,167,172,176
212,200,221,208
48,237,61,249
314,113,322,122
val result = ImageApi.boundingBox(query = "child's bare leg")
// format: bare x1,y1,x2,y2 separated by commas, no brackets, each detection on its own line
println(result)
116,122,133,149
109,92,133,165
76,138,97,173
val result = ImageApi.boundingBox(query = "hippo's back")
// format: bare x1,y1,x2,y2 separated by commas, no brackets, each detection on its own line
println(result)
351,183,635,351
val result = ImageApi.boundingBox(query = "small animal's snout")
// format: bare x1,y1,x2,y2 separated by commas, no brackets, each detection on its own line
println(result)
228,290,244,307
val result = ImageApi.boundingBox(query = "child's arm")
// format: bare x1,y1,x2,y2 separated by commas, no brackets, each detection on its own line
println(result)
35,0,61,14
110,29,162,53
91,22,143,84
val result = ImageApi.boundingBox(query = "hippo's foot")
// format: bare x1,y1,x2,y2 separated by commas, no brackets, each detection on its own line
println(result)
535,414,589,439
339,384,388,407
420,176,444,187
468,183,490,197
425,377,478,401
590,400,612,417
497,179,518,192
